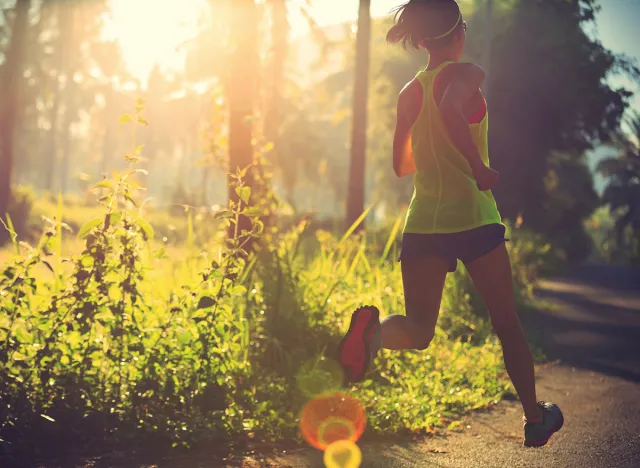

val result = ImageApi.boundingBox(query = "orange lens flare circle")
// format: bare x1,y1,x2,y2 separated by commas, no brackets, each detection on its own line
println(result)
300,392,366,451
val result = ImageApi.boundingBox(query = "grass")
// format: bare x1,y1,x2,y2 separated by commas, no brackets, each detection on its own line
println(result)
0,193,546,459
0,106,552,463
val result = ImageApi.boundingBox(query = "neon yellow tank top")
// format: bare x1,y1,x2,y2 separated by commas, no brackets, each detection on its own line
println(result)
403,62,502,234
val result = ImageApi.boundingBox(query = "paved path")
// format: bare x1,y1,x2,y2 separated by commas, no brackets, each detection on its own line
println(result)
243,264,640,468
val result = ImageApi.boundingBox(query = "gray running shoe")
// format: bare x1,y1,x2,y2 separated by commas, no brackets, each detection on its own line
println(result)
524,402,564,447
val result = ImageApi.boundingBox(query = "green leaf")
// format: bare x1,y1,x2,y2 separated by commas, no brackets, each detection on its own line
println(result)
107,212,122,229
42,260,54,273
178,331,192,345
118,114,134,124
254,220,264,235
92,179,114,190
123,190,138,207
137,116,149,126
241,207,262,217
78,218,103,238
214,210,234,220
14,324,31,344
197,296,215,309
235,186,251,205
136,218,154,243
230,285,247,296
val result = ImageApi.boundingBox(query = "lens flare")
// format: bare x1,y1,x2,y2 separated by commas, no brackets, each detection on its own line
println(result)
323,440,362,468
296,357,343,397
300,392,366,450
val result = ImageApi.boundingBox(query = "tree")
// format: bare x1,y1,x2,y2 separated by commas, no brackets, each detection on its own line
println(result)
346,0,371,231
38,0,110,193
486,0,636,222
481,0,493,103
469,0,638,261
598,115,640,255
227,0,259,240
0,0,30,227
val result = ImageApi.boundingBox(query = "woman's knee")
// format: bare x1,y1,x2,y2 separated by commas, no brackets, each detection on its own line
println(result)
411,324,435,350
491,314,523,340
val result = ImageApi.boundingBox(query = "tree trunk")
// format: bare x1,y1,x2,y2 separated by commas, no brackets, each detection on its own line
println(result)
60,105,72,193
227,0,258,243
58,5,74,194
482,0,493,103
45,89,61,192
346,0,371,232
0,0,31,223
265,0,288,140
101,86,115,176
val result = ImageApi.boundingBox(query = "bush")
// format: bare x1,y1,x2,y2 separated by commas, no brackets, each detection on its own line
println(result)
0,105,544,460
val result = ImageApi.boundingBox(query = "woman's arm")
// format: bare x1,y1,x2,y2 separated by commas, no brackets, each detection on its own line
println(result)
392,81,420,178
439,63,499,191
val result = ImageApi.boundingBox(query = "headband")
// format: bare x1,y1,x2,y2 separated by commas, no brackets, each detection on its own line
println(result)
426,12,462,40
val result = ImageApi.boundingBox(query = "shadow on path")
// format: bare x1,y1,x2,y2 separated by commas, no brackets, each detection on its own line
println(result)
523,264,640,383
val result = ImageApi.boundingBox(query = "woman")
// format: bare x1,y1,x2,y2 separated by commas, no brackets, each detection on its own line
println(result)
337,0,563,448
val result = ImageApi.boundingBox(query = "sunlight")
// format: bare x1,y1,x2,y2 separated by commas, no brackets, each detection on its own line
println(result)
104,0,206,83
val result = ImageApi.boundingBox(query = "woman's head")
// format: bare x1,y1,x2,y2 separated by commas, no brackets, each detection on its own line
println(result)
387,0,466,60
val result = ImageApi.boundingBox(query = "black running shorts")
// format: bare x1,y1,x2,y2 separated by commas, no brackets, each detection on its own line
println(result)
398,224,509,272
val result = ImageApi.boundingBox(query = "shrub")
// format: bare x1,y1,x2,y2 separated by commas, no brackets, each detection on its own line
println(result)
0,103,544,460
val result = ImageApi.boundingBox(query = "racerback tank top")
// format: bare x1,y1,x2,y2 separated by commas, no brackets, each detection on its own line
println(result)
403,61,503,234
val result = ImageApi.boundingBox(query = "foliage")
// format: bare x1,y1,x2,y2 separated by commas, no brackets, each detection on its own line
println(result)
597,115,640,264
481,0,637,252
0,0,633,459
1,106,560,460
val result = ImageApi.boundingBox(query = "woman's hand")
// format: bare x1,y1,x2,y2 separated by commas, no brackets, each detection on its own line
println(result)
471,162,500,191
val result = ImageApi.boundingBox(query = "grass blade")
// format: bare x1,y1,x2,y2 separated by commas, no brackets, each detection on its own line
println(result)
339,206,372,246
1,213,20,255
379,213,404,266
55,193,63,292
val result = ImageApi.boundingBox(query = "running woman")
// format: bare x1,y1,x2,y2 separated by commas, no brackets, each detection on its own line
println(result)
337,0,563,448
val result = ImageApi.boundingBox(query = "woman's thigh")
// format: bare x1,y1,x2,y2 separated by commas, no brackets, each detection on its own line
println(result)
401,254,450,332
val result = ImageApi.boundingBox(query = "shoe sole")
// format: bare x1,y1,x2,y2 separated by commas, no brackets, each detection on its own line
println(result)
337,306,380,383
524,413,564,447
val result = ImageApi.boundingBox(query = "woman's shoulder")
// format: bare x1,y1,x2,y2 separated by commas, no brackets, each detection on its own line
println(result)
399,77,423,102
441,62,485,82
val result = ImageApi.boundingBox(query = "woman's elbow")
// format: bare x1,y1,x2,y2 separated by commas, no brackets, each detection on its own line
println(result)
394,164,410,178
392,153,401,177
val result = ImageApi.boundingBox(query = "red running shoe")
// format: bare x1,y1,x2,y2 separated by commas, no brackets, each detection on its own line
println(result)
337,305,381,383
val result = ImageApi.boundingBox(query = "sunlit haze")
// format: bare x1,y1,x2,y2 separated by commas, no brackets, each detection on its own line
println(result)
104,0,406,83
104,0,638,116
105,0,206,82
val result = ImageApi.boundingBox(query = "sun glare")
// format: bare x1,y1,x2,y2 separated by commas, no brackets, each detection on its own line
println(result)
104,0,206,84
102,0,443,85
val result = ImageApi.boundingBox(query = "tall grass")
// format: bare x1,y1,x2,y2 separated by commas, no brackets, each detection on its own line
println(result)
0,103,550,459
